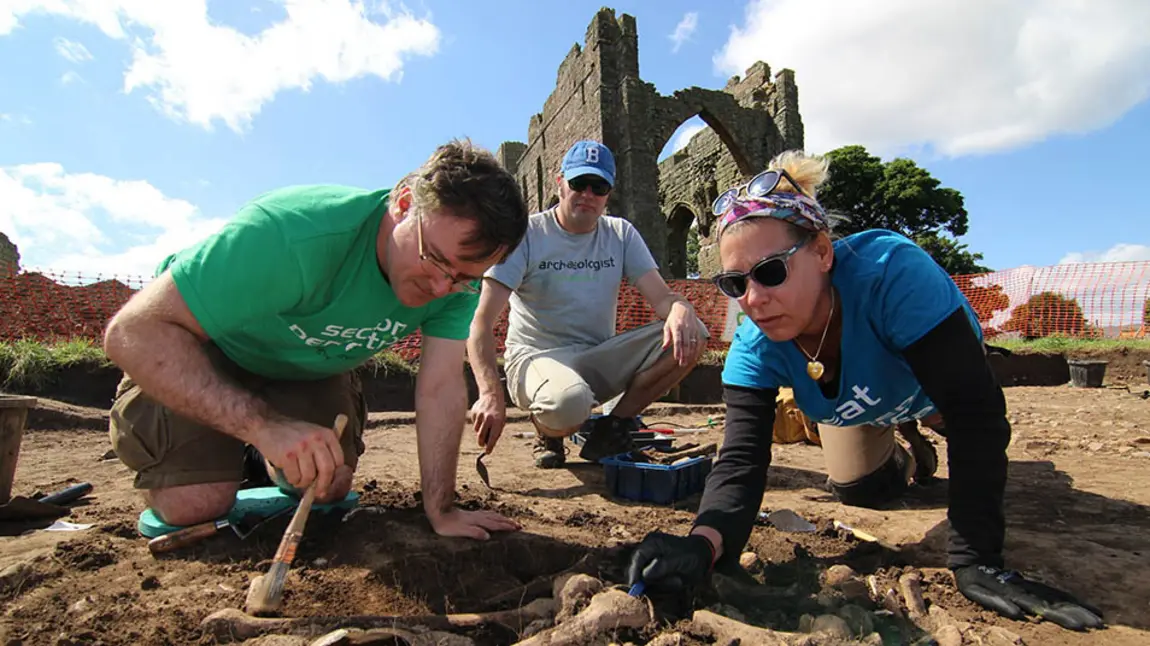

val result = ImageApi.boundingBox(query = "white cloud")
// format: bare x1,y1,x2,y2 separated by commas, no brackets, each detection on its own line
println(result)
0,163,226,278
715,0,1150,157
60,70,82,85
3,0,441,133
1059,243,1150,265
670,12,698,53
0,113,32,125
668,123,708,155
53,36,92,63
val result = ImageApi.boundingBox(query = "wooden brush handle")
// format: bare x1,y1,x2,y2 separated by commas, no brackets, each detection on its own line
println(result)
148,519,227,554
269,413,348,566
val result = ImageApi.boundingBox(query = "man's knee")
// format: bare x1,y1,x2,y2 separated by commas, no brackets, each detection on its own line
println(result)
532,382,596,436
828,452,908,508
271,464,354,503
145,481,239,526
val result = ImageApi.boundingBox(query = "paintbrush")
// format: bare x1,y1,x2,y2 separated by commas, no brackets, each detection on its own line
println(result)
245,413,347,616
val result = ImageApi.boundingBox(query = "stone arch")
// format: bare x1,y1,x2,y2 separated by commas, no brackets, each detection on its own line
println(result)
665,203,697,279
494,8,803,276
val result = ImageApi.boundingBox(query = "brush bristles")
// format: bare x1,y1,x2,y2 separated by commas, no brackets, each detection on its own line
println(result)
244,563,289,616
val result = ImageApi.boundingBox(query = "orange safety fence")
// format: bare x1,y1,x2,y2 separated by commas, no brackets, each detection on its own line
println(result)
2,260,1148,358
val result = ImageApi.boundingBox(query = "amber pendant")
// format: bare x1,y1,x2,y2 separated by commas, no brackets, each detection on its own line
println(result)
807,361,825,380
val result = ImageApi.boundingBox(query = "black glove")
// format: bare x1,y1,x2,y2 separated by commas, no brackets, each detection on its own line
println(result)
954,565,1104,631
627,531,715,592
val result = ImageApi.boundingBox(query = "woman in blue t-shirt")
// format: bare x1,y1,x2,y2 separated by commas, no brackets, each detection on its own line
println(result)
627,151,1102,632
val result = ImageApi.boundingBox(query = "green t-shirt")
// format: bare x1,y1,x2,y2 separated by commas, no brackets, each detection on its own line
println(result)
157,185,478,379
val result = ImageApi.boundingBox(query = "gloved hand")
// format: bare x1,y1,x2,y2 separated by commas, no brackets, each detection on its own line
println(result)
954,565,1104,631
627,531,715,592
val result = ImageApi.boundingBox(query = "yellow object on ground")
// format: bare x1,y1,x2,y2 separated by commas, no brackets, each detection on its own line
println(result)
773,387,821,446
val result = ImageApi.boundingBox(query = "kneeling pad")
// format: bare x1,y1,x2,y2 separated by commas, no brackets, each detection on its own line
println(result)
137,486,360,538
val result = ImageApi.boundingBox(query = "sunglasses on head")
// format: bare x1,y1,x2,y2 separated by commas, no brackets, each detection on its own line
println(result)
712,168,810,216
568,175,612,196
712,236,810,298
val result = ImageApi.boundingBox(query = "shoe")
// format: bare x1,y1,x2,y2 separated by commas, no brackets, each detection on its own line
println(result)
533,432,567,469
896,421,938,482
578,414,639,462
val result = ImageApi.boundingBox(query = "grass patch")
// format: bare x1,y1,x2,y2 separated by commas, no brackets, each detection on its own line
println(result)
990,336,1150,355
0,338,112,390
367,349,418,377
700,348,728,366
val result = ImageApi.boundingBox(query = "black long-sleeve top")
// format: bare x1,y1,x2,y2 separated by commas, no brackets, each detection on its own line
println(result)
694,307,1011,570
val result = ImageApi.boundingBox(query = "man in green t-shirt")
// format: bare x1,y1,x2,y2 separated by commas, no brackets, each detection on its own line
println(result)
104,139,529,541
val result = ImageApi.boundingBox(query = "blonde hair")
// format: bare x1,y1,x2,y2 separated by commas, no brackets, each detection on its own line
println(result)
768,150,830,198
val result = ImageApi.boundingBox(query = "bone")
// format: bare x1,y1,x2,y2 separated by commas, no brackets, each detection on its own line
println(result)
480,555,596,612
687,609,837,645
898,571,927,619
552,573,602,622
201,597,556,642
511,588,651,646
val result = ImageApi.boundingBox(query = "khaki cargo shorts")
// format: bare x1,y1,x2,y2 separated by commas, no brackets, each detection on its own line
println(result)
506,319,707,432
108,343,367,490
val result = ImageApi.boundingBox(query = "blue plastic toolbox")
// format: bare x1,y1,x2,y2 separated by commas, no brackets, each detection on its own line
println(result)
601,452,713,504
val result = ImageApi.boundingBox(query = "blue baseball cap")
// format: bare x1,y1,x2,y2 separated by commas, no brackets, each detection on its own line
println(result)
561,140,616,187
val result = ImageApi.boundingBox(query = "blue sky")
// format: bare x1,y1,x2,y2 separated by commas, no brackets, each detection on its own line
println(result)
2,0,1149,282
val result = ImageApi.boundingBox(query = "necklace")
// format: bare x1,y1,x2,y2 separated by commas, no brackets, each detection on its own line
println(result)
797,288,835,380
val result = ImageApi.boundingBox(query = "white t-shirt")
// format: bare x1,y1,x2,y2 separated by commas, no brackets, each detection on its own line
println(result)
485,208,659,366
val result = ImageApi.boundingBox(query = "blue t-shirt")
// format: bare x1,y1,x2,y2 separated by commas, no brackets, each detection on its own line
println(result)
721,229,982,427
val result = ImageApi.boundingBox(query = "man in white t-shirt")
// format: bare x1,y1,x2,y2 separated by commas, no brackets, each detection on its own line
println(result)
467,140,710,468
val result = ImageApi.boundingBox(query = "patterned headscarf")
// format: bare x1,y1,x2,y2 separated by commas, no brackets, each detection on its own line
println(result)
714,192,831,239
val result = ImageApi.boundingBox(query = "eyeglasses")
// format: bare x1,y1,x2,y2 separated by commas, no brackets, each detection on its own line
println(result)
711,237,809,298
567,175,612,196
417,209,480,294
712,168,810,216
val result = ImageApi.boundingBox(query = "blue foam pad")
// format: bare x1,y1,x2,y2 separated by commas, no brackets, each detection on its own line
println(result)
137,486,360,538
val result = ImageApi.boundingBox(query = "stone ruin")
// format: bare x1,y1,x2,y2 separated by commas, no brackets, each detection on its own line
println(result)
497,7,804,279
0,232,18,276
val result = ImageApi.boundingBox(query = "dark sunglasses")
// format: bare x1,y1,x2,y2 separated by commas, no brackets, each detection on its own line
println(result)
568,175,612,196
712,237,809,298
712,168,810,216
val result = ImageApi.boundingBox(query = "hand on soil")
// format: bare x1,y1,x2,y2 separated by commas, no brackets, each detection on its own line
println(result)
954,565,1104,631
253,418,344,498
428,508,521,540
470,392,507,453
627,531,714,592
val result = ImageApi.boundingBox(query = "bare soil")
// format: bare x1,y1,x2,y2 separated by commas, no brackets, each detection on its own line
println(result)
3,367,1150,644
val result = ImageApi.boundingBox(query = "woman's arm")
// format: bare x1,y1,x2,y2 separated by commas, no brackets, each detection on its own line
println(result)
693,384,779,566
901,307,1010,568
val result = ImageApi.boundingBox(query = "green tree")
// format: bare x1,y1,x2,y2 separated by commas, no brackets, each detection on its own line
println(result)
1143,297,1150,328
686,226,700,277
1002,292,1095,339
820,145,987,274
913,232,991,275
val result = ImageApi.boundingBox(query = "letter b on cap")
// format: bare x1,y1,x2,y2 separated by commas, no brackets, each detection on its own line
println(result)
586,146,599,163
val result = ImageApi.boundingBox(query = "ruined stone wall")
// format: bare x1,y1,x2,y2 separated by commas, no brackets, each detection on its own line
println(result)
658,62,804,277
0,232,19,276
499,8,804,278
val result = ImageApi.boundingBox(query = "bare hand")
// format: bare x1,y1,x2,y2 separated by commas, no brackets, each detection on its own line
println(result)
470,391,507,454
429,508,522,540
251,417,344,499
663,303,706,366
